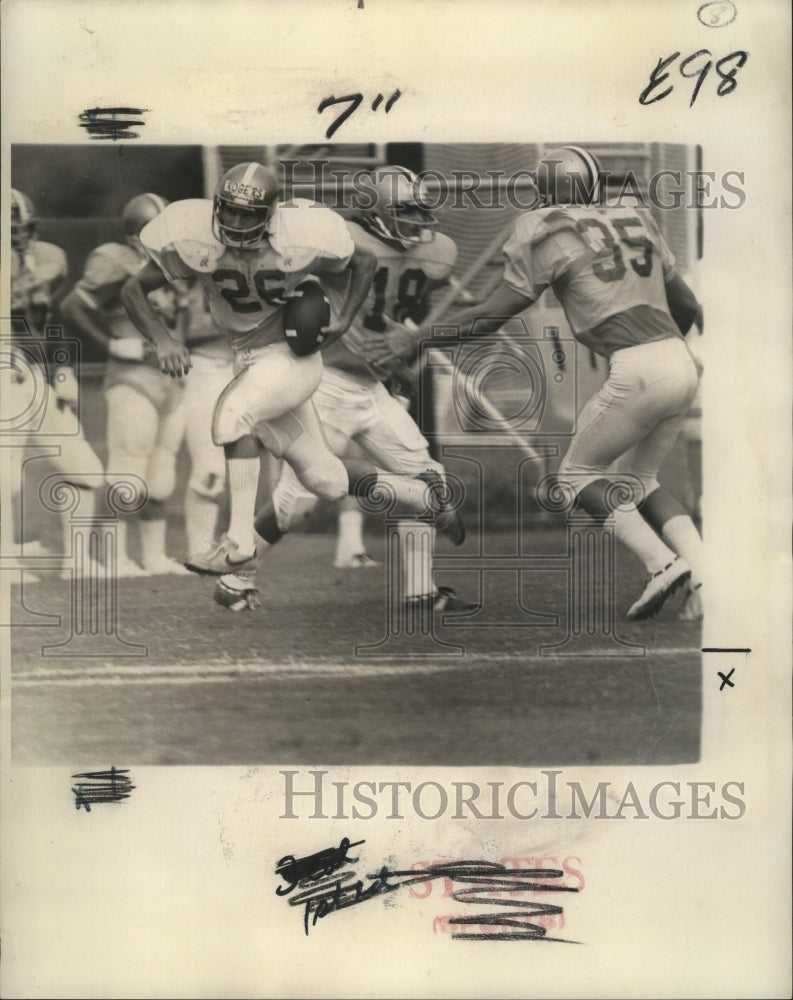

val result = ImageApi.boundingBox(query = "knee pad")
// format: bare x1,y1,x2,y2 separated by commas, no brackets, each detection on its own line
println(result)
294,453,348,503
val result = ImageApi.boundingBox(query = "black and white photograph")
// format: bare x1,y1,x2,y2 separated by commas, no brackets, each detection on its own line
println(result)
7,140,706,767
1,1,790,998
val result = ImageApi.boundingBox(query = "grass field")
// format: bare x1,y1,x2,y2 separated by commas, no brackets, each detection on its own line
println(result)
9,525,701,767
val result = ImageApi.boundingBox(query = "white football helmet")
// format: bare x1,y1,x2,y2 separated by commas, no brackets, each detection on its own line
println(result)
11,189,37,253
366,165,438,250
123,193,169,251
213,162,279,249
535,145,603,206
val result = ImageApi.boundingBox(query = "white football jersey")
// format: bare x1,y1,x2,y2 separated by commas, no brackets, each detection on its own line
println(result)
321,221,457,377
503,205,680,357
141,198,354,352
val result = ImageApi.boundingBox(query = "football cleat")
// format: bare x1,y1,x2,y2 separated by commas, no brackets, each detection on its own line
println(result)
678,582,703,622
114,557,147,578
184,536,259,577
405,587,480,616
141,556,192,576
59,557,104,581
626,557,691,621
334,552,381,569
213,574,261,612
416,470,466,546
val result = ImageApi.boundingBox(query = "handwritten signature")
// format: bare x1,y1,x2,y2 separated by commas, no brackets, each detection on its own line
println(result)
275,838,580,941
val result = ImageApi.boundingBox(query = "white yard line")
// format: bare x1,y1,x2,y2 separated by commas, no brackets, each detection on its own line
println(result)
13,648,699,688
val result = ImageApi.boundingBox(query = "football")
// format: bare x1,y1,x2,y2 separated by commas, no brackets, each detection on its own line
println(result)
283,280,331,357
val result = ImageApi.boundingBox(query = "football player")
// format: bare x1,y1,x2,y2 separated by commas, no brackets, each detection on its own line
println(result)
61,193,189,576
214,165,477,614
7,189,103,576
120,162,463,588
367,147,705,622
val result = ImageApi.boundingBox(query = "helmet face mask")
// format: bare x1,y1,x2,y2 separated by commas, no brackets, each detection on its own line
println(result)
11,189,37,253
212,162,279,249
536,145,603,207
368,167,438,250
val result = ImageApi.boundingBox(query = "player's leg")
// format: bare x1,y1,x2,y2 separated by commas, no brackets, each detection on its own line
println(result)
558,340,698,618
627,411,704,620
189,344,326,573
39,385,104,578
183,354,232,557
105,383,160,576
334,452,378,568
351,380,475,612
139,384,189,574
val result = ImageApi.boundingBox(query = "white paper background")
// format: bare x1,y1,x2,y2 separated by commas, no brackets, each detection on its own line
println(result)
1,0,791,996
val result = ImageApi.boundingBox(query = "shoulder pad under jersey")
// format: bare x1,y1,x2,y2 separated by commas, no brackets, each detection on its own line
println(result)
30,241,68,283
269,199,354,272
141,199,224,275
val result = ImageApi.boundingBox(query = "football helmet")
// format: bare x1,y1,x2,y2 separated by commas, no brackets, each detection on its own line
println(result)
123,193,169,248
11,189,37,253
366,166,438,250
535,145,603,206
213,162,279,249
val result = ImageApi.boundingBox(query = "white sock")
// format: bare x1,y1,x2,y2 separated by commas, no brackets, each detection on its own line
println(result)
140,518,168,568
336,505,365,561
375,474,435,516
115,519,131,564
185,489,220,556
397,520,434,599
59,487,96,558
612,506,677,574
226,457,260,555
661,514,704,587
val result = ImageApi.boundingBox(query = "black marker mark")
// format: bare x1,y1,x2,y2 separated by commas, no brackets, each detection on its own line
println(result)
276,842,579,940
384,89,402,112
79,107,148,140
718,668,736,690
275,837,364,896
317,90,401,139
701,647,751,653
71,767,134,812
639,50,748,107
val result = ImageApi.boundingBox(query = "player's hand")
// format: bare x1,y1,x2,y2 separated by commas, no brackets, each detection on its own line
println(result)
384,364,419,400
319,319,348,343
108,337,145,362
155,336,192,378
365,327,419,367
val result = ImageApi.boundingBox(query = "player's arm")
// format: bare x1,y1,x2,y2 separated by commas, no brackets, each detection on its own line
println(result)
367,280,534,367
664,272,702,336
60,286,115,353
120,260,192,377
317,243,377,347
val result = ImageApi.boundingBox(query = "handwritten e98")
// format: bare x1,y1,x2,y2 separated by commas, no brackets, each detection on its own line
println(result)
640,49,749,107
